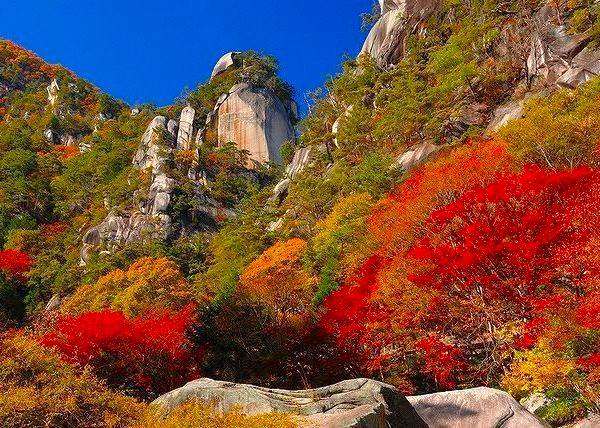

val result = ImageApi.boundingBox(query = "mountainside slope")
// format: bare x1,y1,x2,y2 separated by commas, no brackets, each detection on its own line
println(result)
1,0,600,426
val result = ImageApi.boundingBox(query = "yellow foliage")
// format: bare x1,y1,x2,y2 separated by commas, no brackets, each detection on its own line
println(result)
312,192,375,274
239,239,317,319
0,334,143,427
501,348,576,399
63,257,192,316
136,401,300,428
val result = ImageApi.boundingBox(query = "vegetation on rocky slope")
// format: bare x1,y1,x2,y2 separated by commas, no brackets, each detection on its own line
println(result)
0,0,600,425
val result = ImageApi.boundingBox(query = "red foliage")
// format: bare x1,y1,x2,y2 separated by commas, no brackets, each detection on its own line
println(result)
578,354,600,369
39,305,202,398
320,255,384,345
514,317,549,349
0,249,32,281
409,166,599,315
40,222,69,239
415,335,468,389
321,163,600,389
53,145,79,160
576,293,600,330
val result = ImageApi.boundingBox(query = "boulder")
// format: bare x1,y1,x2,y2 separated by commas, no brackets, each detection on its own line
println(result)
379,0,405,14
394,142,440,171
407,387,549,427
269,146,312,204
152,378,427,428
217,82,295,165
43,129,55,142
331,105,354,147
59,134,76,147
361,0,440,68
567,413,600,428
44,295,62,312
176,106,195,150
556,46,600,88
286,146,311,180
521,393,553,414
167,119,179,137
210,52,241,80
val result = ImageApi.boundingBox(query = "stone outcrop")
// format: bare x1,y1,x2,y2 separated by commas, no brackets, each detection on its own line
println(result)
487,99,526,132
216,82,295,165
407,387,549,428
152,378,427,428
210,52,241,80
133,116,170,171
361,0,440,68
567,413,600,428
153,378,551,428
527,6,600,89
394,142,440,171
176,106,195,150
81,116,175,263
80,112,232,264
47,78,59,106
270,146,312,204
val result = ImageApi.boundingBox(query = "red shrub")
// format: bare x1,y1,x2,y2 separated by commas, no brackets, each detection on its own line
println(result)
415,335,468,389
39,305,202,398
321,164,600,389
0,249,32,281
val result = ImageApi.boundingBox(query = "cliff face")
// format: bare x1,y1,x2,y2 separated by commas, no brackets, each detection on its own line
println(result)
80,52,296,261
216,82,295,165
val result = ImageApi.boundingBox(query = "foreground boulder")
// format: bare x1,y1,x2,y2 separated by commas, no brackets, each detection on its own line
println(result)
407,387,549,428
152,378,427,428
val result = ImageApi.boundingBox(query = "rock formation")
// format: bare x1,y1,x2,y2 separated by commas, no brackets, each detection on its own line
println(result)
527,6,599,89
80,111,234,263
215,82,295,165
47,78,59,106
153,378,551,428
81,116,175,263
407,387,548,427
270,146,312,204
210,52,241,80
152,378,427,428
361,0,440,68
176,106,195,150
395,142,440,171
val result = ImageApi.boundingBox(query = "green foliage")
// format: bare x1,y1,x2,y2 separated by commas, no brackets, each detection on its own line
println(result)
535,389,589,426
196,191,278,304
499,76,600,168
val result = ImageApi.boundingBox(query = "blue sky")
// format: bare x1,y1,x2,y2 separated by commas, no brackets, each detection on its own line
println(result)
0,0,369,113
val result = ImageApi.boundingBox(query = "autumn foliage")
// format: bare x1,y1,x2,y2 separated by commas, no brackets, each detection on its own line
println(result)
321,144,600,400
0,249,31,280
39,306,202,398
0,334,143,427
239,238,316,322
62,257,192,317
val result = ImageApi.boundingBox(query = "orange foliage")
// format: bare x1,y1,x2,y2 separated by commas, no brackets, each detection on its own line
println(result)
370,138,513,257
239,239,316,321
0,40,63,83
54,145,79,160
